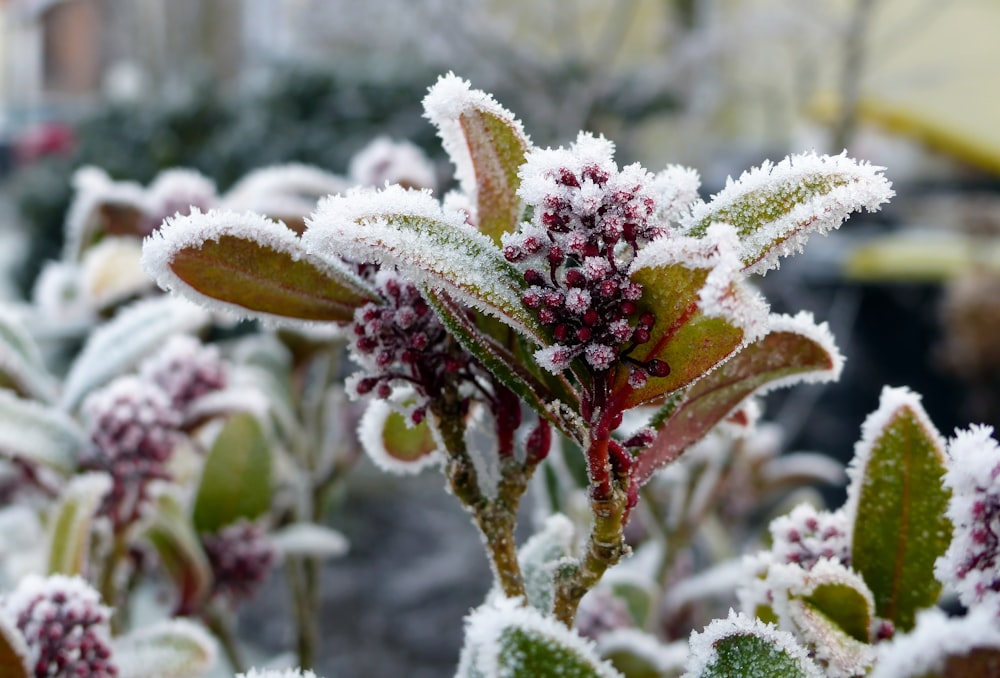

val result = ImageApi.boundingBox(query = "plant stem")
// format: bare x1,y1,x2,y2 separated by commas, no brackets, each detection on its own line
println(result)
204,605,246,674
99,532,128,634
432,394,527,600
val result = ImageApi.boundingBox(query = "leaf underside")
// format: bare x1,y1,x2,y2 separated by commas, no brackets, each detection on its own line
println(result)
380,409,437,463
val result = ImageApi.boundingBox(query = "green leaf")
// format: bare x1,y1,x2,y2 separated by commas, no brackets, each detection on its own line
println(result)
457,598,622,678
304,185,546,344
634,313,841,485
423,73,531,244
616,235,767,410
804,582,872,644
358,399,440,475
144,490,213,615
846,386,951,632
0,390,85,474
598,632,688,678
516,514,575,614
425,288,580,439
113,619,217,678
687,612,822,678
142,209,378,325
684,152,893,275
46,473,111,576
60,296,210,411
192,413,272,534
0,309,57,402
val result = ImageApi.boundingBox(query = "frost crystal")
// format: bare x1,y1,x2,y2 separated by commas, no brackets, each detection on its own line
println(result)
769,504,850,570
504,132,668,379
139,334,227,413
202,520,276,605
349,135,437,191
81,376,182,529
935,424,1000,613
1,574,117,678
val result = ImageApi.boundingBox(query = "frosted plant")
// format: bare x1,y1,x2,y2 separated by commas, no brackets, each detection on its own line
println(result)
138,334,227,415
768,504,850,571
348,135,438,191
935,424,1000,614
134,71,904,675
201,520,276,606
1,574,116,678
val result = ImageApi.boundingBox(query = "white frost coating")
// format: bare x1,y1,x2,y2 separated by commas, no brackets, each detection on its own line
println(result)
762,452,846,488
0,389,87,472
935,424,1000,611
457,596,622,678
843,385,945,530
422,72,530,204
516,513,575,613
349,136,437,191
81,236,153,309
597,631,689,675
60,295,210,411
236,669,319,678
145,168,218,216
754,311,845,394
870,606,1000,678
684,152,894,275
142,207,369,328
663,559,749,614
0,307,57,402
63,166,147,260
269,523,349,559
683,609,823,678
630,223,769,340
224,163,349,208
357,399,442,475
651,165,702,226
113,618,218,678
0,611,30,675
305,185,538,339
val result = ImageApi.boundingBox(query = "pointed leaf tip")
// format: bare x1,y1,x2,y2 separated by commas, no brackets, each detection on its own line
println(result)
846,386,950,632
685,152,894,275
142,208,377,325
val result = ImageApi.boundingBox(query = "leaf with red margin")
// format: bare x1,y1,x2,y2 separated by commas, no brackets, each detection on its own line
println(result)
142,209,378,325
634,313,843,486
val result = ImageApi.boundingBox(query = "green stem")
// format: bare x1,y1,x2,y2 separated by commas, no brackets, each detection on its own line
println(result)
432,394,527,600
204,605,246,674
99,532,129,634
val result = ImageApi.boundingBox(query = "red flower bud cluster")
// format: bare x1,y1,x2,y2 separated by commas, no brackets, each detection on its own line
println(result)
202,520,276,605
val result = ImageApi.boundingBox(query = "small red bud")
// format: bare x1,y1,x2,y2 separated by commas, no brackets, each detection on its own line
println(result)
646,359,671,378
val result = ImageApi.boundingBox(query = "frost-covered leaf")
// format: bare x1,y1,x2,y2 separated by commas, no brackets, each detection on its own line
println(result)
424,288,579,437
634,313,842,485
192,413,272,534
618,226,768,409
357,399,441,475
222,163,350,233
871,608,1000,678
0,390,86,473
769,560,877,678
598,631,688,678
269,523,349,559
457,597,622,678
516,513,575,614
845,386,951,632
0,614,30,678
145,489,212,615
683,610,823,678
60,296,210,411
304,185,545,343
142,208,377,325
0,308,57,402
684,152,893,275
113,618,217,678
423,73,531,244
46,473,111,576
63,166,148,260
81,237,155,310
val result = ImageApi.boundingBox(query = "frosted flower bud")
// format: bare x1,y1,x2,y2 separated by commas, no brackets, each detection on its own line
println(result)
564,288,592,314
138,334,226,413
1,574,117,678
202,520,276,605
936,425,1000,613
585,344,616,370
769,504,850,570
81,376,182,529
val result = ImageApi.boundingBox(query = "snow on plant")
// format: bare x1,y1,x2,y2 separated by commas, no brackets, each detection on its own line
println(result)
133,72,917,675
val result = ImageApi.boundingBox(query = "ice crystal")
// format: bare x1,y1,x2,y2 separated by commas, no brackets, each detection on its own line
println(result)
935,424,1000,613
1,574,117,678
80,376,182,529
138,334,227,414
504,132,669,378
202,520,276,604
349,135,437,191
769,504,850,570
